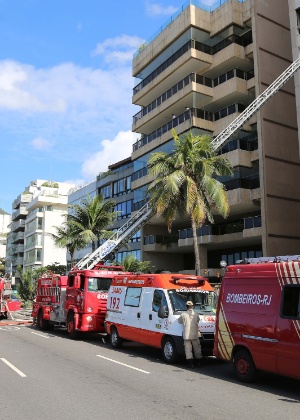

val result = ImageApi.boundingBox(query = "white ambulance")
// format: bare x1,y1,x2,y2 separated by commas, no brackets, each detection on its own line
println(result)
105,273,217,363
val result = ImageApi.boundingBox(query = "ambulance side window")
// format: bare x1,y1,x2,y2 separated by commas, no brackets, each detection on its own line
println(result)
152,289,167,312
124,287,142,307
281,286,300,318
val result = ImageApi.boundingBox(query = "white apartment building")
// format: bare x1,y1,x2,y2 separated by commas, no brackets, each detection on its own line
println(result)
6,180,74,277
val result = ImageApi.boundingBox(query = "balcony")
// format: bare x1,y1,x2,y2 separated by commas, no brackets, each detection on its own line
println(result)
10,219,25,232
133,32,252,105
132,103,249,158
133,68,254,134
13,193,32,210
12,207,28,221
143,234,179,252
11,231,25,244
178,216,262,248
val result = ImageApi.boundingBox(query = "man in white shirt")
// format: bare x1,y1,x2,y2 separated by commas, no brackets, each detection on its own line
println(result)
178,301,202,368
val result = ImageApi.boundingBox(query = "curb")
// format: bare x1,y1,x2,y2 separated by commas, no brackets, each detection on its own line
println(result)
0,320,33,326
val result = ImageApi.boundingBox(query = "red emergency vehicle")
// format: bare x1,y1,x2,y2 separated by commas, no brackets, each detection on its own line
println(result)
214,255,300,382
32,264,127,338
0,278,21,318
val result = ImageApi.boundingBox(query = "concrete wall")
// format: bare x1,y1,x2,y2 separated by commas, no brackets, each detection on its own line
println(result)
254,0,300,255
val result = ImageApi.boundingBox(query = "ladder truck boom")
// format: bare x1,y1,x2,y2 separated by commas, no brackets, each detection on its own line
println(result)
76,56,300,271
212,56,300,150
74,202,153,270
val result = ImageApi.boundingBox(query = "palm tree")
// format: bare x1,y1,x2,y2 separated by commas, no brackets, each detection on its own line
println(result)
49,223,86,269
147,130,233,275
121,254,151,273
67,194,118,252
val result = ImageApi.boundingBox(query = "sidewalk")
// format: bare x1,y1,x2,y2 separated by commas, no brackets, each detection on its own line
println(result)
0,309,33,326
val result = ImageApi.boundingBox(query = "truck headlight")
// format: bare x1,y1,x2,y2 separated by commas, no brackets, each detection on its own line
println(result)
86,316,93,322
87,306,93,312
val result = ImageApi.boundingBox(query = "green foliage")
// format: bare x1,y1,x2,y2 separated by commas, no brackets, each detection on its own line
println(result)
46,263,67,275
49,223,86,268
121,255,151,273
16,266,49,302
147,130,233,274
0,257,5,277
41,181,59,188
67,194,118,252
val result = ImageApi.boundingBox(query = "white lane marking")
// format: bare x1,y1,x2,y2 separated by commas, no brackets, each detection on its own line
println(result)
0,358,27,377
0,326,20,331
31,331,50,338
96,355,150,374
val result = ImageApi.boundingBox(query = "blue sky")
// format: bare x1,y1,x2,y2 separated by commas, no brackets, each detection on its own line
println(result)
0,0,215,214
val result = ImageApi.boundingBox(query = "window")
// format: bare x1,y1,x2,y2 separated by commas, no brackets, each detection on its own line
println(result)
297,8,300,34
281,286,300,318
87,277,112,292
124,287,142,307
152,289,168,312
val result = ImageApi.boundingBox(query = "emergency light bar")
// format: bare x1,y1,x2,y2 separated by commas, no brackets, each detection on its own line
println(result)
172,276,205,285
236,255,300,264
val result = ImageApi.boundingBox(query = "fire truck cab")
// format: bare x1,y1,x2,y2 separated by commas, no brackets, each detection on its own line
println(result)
105,273,217,363
214,256,300,382
32,265,126,338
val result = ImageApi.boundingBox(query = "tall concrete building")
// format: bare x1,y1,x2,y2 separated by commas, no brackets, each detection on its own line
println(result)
131,0,300,275
6,180,74,279
289,0,300,151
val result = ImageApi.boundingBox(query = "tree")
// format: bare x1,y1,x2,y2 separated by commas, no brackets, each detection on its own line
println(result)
0,257,5,277
46,263,67,275
49,224,86,269
147,130,233,275
16,266,48,304
67,194,118,253
120,254,151,273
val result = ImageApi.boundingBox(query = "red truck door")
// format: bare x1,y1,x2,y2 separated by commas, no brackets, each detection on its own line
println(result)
276,284,300,379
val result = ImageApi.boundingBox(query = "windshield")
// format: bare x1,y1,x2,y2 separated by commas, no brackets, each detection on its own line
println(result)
87,277,112,292
168,289,217,315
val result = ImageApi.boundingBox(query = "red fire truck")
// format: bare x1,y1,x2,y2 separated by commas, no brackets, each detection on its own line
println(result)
32,264,127,338
214,255,300,382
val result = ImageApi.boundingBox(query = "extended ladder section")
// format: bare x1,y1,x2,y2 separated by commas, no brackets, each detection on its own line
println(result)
75,57,300,271
74,202,153,270
236,255,300,264
212,56,300,150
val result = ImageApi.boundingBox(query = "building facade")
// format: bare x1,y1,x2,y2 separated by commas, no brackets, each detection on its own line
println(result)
0,209,11,259
5,180,74,279
131,0,300,276
68,157,140,268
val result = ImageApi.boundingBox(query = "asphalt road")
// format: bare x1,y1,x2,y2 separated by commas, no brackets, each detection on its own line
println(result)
0,324,299,420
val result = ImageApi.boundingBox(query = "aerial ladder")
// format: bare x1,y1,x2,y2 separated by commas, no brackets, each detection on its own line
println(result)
74,56,300,271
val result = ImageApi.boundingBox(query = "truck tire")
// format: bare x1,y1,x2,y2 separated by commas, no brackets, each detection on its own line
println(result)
110,326,123,349
162,337,178,364
37,310,49,330
233,349,256,383
67,312,79,339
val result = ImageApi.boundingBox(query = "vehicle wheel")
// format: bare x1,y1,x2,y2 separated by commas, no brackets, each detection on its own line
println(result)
233,349,256,383
162,337,178,364
37,310,48,330
67,312,79,339
110,326,123,349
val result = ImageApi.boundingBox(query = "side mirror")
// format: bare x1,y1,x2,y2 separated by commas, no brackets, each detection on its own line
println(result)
158,305,168,319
